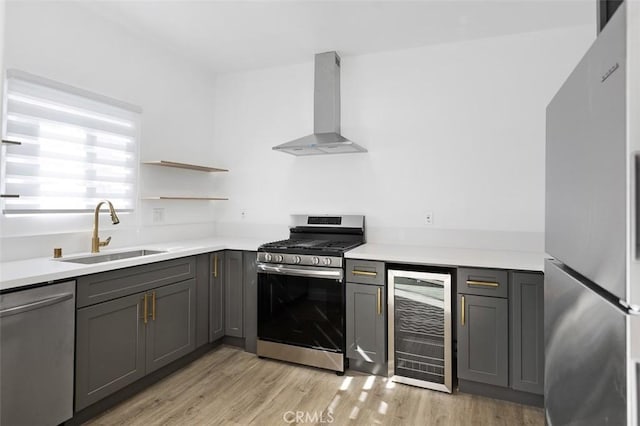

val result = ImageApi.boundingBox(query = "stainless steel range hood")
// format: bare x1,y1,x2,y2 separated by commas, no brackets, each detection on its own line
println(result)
272,51,367,156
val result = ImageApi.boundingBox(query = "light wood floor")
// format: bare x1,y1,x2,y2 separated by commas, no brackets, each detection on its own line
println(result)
85,345,544,425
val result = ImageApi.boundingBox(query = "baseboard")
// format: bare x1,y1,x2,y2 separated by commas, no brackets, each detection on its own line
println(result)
222,335,245,348
458,379,544,407
347,357,388,376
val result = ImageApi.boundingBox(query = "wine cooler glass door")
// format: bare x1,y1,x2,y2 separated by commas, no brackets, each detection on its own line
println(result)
388,269,452,393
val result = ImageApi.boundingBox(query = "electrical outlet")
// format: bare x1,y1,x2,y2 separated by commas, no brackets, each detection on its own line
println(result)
153,208,165,223
425,212,433,225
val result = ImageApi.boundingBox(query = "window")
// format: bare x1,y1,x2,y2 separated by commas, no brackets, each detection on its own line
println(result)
1,70,140,214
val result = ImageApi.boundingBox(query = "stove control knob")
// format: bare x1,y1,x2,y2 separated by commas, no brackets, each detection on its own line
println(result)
293,256,301,264
265,253,272,262
323,258,332,265
312,257,320,265
276,255,284,263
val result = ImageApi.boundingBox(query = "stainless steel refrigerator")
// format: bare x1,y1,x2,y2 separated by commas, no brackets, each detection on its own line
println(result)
545,2,640,425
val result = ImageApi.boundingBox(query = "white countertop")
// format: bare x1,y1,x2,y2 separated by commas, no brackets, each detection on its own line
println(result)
1,238,546,293
0,237,264,292
345,243,546,272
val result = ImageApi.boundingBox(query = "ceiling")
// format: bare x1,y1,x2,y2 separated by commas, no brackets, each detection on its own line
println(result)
79,0,595,73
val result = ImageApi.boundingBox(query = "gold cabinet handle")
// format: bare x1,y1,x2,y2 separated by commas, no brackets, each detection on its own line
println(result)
152,291,156,321
213,254,218,278
352,270,377,277
461,295,465,326
143,293,148,324
377,287,382,315
467,280,499,288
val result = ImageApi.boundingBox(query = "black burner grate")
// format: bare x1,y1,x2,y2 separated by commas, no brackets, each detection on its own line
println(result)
260,239,360,252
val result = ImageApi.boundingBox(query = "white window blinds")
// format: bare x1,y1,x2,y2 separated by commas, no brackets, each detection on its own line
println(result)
1,70,140,214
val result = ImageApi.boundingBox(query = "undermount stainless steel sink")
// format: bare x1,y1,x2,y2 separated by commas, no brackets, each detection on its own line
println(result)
57,249,166,264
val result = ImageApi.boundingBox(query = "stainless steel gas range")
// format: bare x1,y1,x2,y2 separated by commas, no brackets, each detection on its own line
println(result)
256,215,365,374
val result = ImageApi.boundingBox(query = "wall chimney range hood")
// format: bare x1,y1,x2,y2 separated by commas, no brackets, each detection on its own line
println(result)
272,51,367,156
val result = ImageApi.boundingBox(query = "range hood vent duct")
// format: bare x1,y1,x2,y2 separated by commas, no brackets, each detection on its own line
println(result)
272,51,367,156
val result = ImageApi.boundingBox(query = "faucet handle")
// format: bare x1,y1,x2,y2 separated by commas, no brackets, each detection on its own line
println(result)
99,236,112,247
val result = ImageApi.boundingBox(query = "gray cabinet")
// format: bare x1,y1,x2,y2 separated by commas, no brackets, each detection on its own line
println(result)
457,268,544,406
145,279,196,373
346,282,386,365
243,252,258,353
345,259,387,375
457,294,509,387
224,250,244,338
510,272,544,395
195,254,210,348
76,292,146,410
210,250,254,346
209,251,225,342
75,258,198,411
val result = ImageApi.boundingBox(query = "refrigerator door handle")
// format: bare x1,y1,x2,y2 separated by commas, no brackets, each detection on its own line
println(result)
635,153,639,261
632,153,640,311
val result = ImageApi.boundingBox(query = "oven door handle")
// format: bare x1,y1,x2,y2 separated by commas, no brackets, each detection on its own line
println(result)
257,263,343,280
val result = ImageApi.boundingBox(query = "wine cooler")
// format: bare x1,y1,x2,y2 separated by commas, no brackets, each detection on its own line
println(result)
388,269,452,393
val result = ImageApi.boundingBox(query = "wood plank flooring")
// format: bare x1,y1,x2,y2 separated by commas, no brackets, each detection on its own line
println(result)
85,345,544,425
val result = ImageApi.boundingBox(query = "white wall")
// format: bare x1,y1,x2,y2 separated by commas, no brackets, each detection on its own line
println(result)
0,1,595,260
211,25,594,251
0,2,221,261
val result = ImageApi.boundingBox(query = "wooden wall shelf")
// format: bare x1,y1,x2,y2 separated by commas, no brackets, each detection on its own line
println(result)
142,196,228,201
142,160,228,173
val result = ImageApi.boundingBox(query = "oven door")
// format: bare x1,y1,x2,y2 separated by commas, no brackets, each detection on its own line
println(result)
257,263,345,353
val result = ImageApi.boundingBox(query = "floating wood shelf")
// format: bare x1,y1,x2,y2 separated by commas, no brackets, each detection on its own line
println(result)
142,160,228,173
142,196,228,201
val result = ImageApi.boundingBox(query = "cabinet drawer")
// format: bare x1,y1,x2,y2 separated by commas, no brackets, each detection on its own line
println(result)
77,257,196,308
346,259,385,286
457,267,508,298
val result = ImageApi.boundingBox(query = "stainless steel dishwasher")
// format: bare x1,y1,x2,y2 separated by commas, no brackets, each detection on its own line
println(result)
1,280,75,425
388,269,452,393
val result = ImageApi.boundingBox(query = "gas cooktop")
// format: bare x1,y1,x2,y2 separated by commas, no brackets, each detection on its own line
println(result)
258,215,365,259
260,238,362,254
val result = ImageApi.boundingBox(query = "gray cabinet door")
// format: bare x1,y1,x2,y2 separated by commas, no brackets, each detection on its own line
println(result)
457,294,508,387
145,279,197,374
225,250,244,338
209,251,225,342
243,252,258,353
346,282,386,364
75,292,146,411
510,272,544,395
195,254,210,348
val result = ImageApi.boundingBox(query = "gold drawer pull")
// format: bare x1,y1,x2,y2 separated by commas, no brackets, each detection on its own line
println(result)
352,270,377,277
377,287,382,315
467,280,499,288
151,291,156,321
461,295,465,326
143,293,148,324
